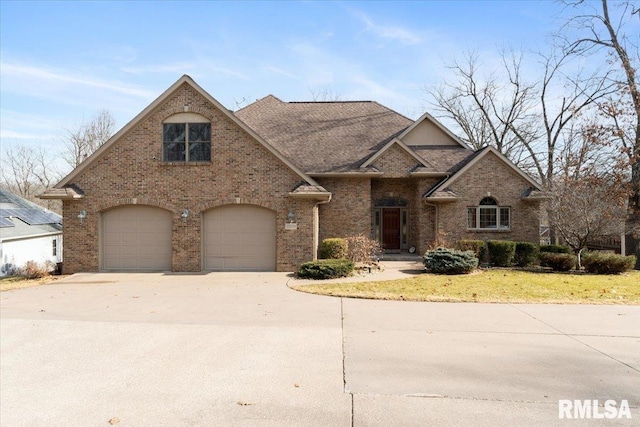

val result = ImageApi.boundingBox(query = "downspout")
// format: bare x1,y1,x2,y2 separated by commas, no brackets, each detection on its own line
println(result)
313,196,332,260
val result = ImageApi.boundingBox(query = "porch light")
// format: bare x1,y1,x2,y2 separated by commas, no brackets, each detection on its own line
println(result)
287,209,295,223
77,210,87,224
181,209,189,223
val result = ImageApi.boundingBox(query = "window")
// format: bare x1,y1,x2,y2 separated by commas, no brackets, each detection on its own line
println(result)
467,197,510,230
52,239,57,256
163,122,211,162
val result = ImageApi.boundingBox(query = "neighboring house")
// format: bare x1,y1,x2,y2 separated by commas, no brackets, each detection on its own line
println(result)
0,189,62,276
40,75,545,273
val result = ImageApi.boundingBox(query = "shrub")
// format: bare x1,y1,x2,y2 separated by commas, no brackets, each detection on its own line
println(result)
514,242,539,267
539,244,571,254
423,248,478,275
487,240,516,267
298,259,354,279
17,260,54,279
345,234,382,264
581,253,636,275
455,240,486,262
319,238,348,259
539,252,576,271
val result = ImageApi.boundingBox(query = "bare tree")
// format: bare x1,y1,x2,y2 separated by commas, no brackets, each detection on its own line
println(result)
428,50,540,171
551,109,632,267
559,0,640,268
63,109,116,169
309,86,343,102
0,144,62,212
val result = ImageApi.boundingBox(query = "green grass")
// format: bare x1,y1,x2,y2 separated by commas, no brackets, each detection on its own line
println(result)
290,269,640,304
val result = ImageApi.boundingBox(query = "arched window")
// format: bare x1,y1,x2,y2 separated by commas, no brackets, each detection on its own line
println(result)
467,197,510,230
163,113,211,162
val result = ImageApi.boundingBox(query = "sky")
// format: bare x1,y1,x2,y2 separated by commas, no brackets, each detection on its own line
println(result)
0,0,571,174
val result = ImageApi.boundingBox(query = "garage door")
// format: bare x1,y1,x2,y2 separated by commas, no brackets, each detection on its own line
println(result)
203,205,276,271
101,205,172,270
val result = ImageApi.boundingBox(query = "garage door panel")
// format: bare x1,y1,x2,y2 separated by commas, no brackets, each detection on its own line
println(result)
203,205,276,271
102,206,172,271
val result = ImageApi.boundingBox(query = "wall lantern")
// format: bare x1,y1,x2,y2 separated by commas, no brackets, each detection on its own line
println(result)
287,209,295,223
181,209,190,223
77,210,87,224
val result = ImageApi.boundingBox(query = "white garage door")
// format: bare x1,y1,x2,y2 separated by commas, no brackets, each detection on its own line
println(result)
203,205,276,271
101,205,172,271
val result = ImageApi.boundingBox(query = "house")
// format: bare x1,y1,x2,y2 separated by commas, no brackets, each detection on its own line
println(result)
0,189,63,276
40,75,545,273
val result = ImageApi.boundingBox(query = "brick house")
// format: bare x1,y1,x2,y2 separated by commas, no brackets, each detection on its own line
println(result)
41,75,545,273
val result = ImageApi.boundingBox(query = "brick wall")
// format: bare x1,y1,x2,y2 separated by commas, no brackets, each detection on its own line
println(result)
62,82,315,273
437,151,541,245
315,178,371,243
371,144,419,178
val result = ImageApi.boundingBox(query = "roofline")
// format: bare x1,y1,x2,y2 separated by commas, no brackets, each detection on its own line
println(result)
397,112,470,149
409,172,450,178
426,146,544,195
288,192,332,202
423,197,458,203
1,230,62,243
361,138,430,168
307,171,384,178
56,75,320,188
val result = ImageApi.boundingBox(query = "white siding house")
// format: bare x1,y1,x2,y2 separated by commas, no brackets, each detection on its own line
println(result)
0,190,62,276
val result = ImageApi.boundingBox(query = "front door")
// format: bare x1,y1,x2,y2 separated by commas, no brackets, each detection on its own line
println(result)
382,208,401,250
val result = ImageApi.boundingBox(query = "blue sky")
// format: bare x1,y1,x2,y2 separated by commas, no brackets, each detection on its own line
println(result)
1,0,567,172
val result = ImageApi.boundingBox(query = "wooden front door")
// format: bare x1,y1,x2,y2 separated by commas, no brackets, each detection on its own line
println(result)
382,208,401,250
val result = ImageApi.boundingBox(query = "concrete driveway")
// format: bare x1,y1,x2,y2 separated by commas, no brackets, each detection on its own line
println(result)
1,269,639,426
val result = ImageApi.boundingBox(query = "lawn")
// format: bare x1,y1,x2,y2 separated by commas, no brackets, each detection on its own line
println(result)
290,269,640,304
0,275,61,292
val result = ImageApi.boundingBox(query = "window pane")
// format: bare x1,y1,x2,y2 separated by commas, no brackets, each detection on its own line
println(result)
189,142,211,161
467,207,477,228
163,124,185,142
479,207,497,228
500,208,510,229
479,197,497,206
189,123,211,142
164,142,186,161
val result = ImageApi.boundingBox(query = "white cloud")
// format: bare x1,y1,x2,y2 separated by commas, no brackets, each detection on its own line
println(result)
121,62,197,75
0,129,55,140
353,11,422,45
261,65,299,79
1,62,155,98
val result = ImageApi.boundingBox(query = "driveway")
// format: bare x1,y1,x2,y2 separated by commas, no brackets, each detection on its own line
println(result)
1,269,639,426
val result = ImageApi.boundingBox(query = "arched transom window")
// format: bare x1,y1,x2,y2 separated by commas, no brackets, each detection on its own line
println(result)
467,197,510,230
163,113,211,162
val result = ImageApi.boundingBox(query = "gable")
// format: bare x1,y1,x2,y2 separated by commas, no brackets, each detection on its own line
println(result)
371,143,422,178
54,75,319,190
401,118,460,146
398,112,468,148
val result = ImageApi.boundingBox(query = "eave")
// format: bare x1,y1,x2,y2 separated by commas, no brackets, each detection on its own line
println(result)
307,171,384,178
288,192,332,202
37,187,85,200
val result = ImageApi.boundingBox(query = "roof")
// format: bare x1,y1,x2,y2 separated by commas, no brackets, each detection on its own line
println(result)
0,189,62,241
52,75,322,191
235,96,413,173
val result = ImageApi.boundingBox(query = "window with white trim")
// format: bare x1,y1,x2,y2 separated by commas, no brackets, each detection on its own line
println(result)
467,197,510,230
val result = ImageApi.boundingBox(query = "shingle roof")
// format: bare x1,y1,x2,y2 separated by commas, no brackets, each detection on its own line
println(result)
236,96,414,173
